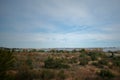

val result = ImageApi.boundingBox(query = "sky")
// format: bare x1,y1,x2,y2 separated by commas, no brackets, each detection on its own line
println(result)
0,0,120,48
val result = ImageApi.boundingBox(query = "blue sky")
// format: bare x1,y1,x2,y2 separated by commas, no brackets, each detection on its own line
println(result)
0,0,120,48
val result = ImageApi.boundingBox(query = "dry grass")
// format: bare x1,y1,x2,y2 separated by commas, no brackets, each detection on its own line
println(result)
12,50,120,80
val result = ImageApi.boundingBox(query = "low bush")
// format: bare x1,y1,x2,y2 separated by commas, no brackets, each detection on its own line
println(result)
41,69,55,80
98,60,108,65
57,70,66,80
44,57,70,69
79,58,88,66
112,57,120,67
88,52,103,61
98,69,115,80
15,65,33,80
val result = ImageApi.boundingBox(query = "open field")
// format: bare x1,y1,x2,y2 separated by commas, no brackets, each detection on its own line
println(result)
0,48,120,80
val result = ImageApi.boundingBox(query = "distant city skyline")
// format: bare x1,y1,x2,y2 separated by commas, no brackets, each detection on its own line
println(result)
0,0,120,48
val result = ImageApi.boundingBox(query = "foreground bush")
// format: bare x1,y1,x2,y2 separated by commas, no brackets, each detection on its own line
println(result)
0,49,14,80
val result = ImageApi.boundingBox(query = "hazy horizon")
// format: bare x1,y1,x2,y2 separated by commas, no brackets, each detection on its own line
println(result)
0,0,120,48
1,46,120,49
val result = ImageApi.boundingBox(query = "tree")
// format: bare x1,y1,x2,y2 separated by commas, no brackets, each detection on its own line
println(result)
0,49,14,80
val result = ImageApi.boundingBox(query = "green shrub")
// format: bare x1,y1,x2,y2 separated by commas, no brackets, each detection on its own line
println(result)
38,50,45,52
44,57,70,69
69,57,77,64
15,65,33,80
26,57,33,69
92,62,99,66
112,57,120,67
98,60,108,65
113,61,120,66
79,53,87,58
79,49,85,53
88,52,98,61
98,69,115,79
79,59,88,66
41,69,55,80
92,60,108,68
79,53,89,66
72,49,77,53
57,70,66,80
88,52,103,61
